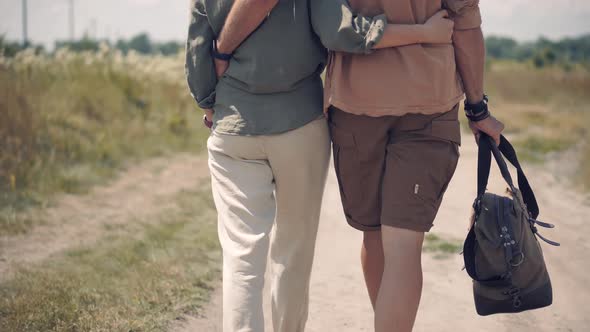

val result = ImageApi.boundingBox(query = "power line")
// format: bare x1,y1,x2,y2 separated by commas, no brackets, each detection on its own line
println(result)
69,0,75,40
22,0,28,46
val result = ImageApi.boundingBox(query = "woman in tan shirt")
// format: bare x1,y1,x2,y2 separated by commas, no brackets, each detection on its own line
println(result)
326,1,505,331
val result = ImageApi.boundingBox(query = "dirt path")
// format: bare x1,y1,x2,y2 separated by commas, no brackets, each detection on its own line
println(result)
1,139,586,331
175,138,590,332
0,153,208,280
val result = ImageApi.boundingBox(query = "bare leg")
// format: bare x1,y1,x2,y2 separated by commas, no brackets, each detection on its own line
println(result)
375,226,425,332
361,230,384,309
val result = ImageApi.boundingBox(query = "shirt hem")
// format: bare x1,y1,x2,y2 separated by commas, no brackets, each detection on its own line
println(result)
212,113,324,137
329,94,464,117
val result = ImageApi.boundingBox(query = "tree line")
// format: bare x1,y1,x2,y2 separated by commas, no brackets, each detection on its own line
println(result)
2,33,590,68
486,34,590,68
0,33,183,57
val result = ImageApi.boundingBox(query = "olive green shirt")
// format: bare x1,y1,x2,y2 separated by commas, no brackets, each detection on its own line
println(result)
186,0,387,135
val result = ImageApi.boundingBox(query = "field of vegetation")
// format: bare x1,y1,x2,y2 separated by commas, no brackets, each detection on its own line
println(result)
483,60,590,190
0,185,220,332
0,45,210,235
0,37,588,331
1,42,588,231
0,44,221,331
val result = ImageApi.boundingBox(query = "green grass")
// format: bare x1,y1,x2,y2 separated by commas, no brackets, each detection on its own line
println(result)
513,136,574,163
0,50,210,235
0,184,220,332
460,61,590,189
423,233,462,259
0,206,48,235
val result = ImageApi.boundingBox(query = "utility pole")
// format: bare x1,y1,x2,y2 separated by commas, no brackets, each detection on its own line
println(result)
22,0,28,46
69,0,75,41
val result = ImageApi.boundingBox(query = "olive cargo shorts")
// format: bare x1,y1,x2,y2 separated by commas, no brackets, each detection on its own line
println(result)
329,105,461,232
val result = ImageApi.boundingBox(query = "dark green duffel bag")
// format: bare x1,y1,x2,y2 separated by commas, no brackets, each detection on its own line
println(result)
463,135,559,316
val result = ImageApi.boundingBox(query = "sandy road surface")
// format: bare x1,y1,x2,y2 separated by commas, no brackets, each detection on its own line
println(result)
0,154,208,281
175,138,589,332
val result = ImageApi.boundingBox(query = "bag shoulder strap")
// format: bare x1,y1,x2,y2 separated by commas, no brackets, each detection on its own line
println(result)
477,134,539,219
498,136,539,218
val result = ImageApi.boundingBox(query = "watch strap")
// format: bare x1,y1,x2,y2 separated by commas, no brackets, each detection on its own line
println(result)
212,40,232,61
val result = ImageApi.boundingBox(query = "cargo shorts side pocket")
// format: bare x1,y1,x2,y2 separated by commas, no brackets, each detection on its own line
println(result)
424,118,461,202
430,118,462,146
431,139,460,204
402,140,459,209
390,127,460,211
429,114,461,201
329,122,362,213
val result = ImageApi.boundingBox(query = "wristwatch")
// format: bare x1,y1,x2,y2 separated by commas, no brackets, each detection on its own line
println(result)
464,95,490,122
212,40,233,61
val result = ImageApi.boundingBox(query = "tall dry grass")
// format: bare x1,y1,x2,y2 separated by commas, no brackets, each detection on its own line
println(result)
483,61,590,190
0,46,208,227
1,48,588,222
486,61,590,106
0,47,221,331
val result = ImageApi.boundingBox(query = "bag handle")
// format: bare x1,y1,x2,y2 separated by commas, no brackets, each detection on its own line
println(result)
477,134,539,219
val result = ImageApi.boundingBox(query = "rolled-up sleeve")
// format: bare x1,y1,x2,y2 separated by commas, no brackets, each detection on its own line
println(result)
443,0,482,30
310,0,387,54
185,0,217,109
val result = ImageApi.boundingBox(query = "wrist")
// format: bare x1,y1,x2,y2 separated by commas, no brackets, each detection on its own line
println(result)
465,93,485,105
465,94,490,122
215,38,232,55
212,40,233,61
203,114,213,129
414,25,431,43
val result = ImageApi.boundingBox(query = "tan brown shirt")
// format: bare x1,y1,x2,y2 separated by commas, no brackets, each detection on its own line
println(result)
325,0,482,116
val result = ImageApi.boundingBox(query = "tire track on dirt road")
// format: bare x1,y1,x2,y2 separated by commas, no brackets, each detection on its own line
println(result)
0,154,209,281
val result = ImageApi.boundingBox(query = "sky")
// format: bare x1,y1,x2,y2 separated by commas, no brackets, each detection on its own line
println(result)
1,0,590,49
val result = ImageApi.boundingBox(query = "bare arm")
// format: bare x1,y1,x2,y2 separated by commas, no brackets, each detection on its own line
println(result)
374,11,454,49
215,0,279,54
445,0,504,143
453,27,485,103
374,25,432,49
444,0,485,102
312,0,453,54
216,1,454,56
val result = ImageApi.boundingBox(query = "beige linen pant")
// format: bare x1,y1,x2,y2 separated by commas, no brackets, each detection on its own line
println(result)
207,118,331,332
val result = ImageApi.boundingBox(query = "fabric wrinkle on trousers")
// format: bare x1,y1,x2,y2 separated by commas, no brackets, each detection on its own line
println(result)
207,117,331,332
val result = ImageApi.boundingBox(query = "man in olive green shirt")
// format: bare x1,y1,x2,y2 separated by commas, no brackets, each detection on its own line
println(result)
185,1,457,331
